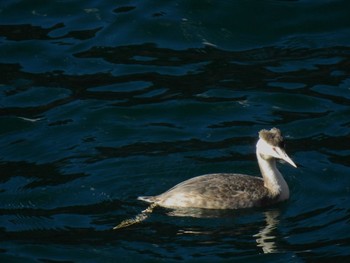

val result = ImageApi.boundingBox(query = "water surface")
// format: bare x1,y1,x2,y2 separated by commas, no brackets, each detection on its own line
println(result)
1,0,350,262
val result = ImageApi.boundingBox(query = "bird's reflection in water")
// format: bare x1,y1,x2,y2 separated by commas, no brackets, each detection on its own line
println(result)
115,203,281,254
253,210,280,253
168,207,280,254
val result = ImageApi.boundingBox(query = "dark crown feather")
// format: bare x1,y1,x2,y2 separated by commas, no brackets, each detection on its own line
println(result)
259,127,285,148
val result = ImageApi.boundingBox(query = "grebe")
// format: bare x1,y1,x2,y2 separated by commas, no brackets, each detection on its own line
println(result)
138,128,297,209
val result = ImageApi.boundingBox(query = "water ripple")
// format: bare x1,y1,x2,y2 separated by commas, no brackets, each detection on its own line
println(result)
1,0,350,262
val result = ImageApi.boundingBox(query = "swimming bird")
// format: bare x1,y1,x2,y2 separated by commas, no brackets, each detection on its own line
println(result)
138,128,297,210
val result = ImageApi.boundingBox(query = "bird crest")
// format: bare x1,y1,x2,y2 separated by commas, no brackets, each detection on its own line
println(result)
259,128,285,148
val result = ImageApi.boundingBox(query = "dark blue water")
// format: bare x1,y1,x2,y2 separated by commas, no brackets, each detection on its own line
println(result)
1,0,350,262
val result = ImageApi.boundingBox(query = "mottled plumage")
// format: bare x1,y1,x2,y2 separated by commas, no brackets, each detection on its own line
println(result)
138,127,297,210
139,173,278,209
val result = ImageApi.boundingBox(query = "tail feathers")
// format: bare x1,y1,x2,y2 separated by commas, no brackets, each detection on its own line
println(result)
137,195,157,203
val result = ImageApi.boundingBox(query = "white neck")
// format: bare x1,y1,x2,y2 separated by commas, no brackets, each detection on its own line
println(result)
256,152,290,201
